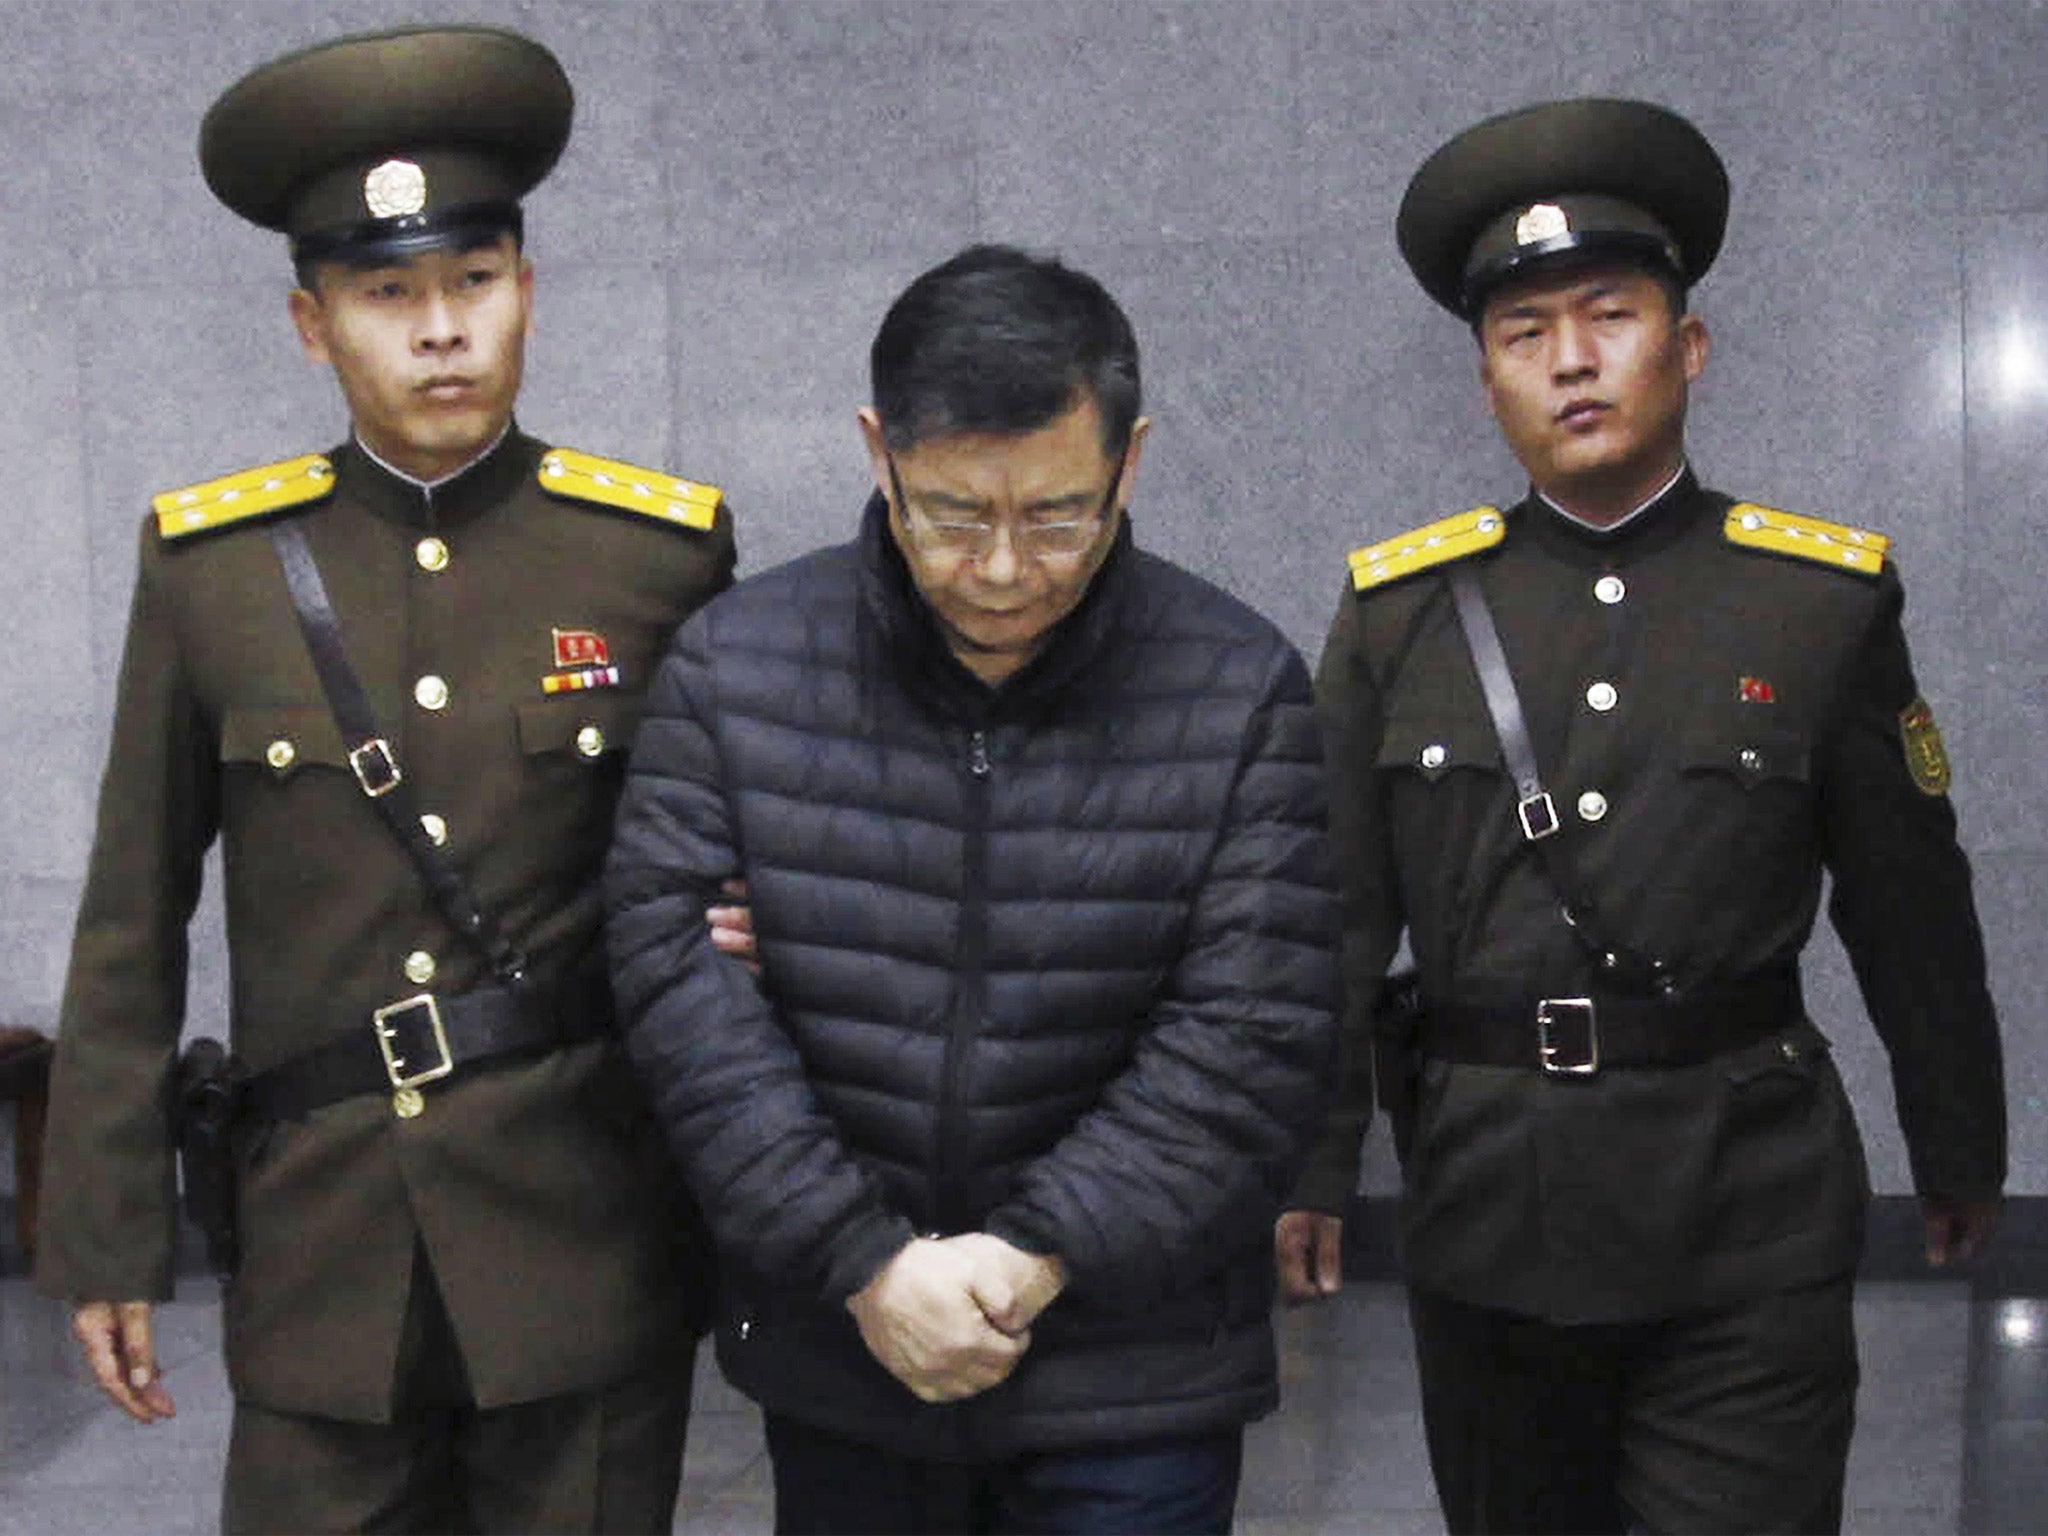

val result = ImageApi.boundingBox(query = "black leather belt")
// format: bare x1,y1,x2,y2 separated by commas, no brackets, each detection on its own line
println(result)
1423,969,1803,1075
245,978,611,1122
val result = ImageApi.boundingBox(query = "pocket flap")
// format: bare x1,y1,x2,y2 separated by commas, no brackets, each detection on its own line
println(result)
1376,715,1501,780
515,691,642,758
220,706,349,773
1679,724,1812,785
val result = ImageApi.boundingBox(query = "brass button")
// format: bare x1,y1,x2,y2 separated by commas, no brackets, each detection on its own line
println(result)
1594,574,1626,605
393,1087,426,1119
575,724,606,758
265,738,296,771
414,675,449,711
1420,743,1448,770
415,536,450,573
403,950,437,985
419,813,449,847
1585,681,1619,713
1577,790,1610,823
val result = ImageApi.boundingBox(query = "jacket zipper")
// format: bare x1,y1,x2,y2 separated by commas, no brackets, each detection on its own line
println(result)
929,726,992,1233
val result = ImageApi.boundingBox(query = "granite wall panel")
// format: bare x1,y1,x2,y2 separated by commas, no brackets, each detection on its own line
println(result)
2,0,2037,1196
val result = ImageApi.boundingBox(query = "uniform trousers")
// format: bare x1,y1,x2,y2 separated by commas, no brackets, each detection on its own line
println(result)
1408,1277,1858,1535
222,1241,692,1534
764,1412,1244,1535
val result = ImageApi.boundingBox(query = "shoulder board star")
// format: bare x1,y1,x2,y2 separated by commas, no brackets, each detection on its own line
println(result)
1348,505,1506,592
539,447,723,532
1724,503,1888,577
152,453,335,540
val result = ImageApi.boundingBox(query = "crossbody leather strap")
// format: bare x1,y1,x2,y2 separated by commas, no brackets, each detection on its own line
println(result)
1443,564,1675,997
269,517,530,988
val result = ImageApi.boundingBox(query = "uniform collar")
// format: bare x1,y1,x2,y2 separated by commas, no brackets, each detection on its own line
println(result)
333,422,537,530
1517,464,1710,568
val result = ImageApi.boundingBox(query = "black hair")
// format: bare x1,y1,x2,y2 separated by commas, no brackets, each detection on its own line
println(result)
870,244,1141,455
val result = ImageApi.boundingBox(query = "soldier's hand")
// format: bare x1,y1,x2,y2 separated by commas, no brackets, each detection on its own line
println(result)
846,1238,1027,1403
1923,1195,2002,1268
1275,1209,1345,1303
705,878,760,974
943,1232,1065,1337
73,1300,176,1424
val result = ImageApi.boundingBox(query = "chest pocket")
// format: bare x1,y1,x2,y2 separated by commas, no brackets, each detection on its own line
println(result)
515,692,642,763
220,706,349,780
1376,715,1502,784
1677,723,1813,789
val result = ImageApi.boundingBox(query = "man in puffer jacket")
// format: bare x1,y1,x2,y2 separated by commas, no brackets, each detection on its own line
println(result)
605,244,1341,1535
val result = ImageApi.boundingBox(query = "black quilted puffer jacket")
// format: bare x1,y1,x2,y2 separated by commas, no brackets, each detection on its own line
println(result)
606,494,1340,1458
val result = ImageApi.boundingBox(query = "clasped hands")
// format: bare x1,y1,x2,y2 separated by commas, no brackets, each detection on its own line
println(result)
846,1233,1066,1404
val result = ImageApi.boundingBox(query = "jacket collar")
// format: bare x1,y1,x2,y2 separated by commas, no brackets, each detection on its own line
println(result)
1515,464,1713,569
332,424,538,531
855,490,1136,719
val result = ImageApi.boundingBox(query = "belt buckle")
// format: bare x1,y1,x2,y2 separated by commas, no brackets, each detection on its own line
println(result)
348,738,403,798
372,994,454,1090
1537,997,1598,1076
1517,791,1560,841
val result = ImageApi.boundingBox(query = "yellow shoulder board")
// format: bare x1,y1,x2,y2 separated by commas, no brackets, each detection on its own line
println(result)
152,453,335,540
539,448,723,532
1348,506,1506,592
1724,503,1888,576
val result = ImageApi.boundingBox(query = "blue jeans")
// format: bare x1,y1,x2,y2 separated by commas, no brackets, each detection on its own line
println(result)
765,1412,1244,1535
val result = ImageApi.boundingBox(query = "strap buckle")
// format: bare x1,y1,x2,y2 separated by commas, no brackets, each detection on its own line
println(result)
348,738,403,798
372,995,454,1090
1517,791,1560,841
1537,997,1598,1076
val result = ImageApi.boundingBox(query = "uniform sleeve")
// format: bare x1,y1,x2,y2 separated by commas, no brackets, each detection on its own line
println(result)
37,518,219,1303
1288,586,1405,1212
605,613,915,1304
982,644,1343,1304
1818,566,2005,1199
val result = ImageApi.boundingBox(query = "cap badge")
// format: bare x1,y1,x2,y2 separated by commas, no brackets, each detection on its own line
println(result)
1515,202,1569,246
363,158,428,219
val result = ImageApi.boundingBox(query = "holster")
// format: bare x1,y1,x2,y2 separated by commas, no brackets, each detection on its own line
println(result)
1371,969,1425,1166
173,1037,246,1276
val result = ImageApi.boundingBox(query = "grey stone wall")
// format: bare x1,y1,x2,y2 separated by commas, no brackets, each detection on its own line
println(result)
3,0,2042,1197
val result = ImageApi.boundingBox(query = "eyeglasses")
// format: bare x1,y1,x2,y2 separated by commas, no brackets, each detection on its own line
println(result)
887,449,1124,565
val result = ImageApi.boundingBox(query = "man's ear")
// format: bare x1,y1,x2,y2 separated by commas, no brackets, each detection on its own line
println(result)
1477,352,1503,423
1113,417,1152,510
287,285,331,366
1679,311,1710,384
856,407,892,505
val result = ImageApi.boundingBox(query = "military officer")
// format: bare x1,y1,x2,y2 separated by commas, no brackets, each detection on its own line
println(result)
1279,99,2006,1533
36,25,734,1533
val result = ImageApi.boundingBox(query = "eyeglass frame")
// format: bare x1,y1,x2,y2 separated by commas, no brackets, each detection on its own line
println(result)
884,441,1129,566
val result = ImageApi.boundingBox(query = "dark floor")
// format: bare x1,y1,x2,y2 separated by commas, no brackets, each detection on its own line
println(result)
3,1272,2040,1534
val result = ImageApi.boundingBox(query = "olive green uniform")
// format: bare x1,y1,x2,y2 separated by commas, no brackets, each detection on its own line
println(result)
38,431,732,1520
1306,470,2004,1529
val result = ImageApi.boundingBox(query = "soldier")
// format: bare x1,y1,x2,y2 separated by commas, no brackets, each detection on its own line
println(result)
36,26,733,1534
1280,98,2006,1533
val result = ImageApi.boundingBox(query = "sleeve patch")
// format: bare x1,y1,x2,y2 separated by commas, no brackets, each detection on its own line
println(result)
152,453,335,539
1899,696,1953,796
1724,503,1888,576
539,448,723,532
1347,506,1506,591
